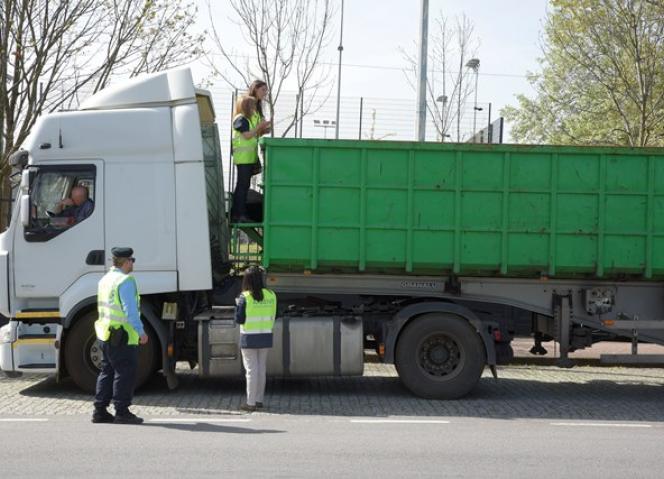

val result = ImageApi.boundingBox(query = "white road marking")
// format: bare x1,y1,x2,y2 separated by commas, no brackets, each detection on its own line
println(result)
550,422,652,428
0,418,49,422
350,419,450,424
148,418,251,423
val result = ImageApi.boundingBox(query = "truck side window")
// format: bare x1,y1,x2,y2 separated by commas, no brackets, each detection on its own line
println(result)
24,165,96,242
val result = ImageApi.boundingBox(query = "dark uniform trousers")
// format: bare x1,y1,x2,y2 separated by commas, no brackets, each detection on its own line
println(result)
231,163,255,219
93,340,139,413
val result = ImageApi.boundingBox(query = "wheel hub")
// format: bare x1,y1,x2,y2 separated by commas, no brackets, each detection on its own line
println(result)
89,339,103,370
418,335,461,377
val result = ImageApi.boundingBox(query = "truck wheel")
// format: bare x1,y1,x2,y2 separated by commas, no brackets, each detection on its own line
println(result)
64,310,158,393
395,313,486,399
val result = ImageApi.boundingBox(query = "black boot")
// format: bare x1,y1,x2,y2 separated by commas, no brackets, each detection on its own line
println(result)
113,410,144,425
92,408,115,424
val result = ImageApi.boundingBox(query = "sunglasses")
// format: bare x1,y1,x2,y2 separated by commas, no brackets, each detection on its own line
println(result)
129,257,136,263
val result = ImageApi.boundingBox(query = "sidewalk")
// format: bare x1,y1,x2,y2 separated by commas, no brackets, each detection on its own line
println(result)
512,337,664,363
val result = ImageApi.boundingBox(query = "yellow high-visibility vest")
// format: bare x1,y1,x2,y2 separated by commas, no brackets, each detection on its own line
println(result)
95,268,141,346
241,289,277,335
232,112,260,165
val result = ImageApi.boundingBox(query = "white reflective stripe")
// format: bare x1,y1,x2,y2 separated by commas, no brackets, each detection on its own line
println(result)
241,316,274,334
244,315,274,322
98,301,124,312
240,329,273,335
109,317,129,324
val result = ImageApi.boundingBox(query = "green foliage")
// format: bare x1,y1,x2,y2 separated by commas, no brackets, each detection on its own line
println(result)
504,0,664,146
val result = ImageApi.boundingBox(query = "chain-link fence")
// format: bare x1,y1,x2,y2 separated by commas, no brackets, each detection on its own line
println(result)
209,86,498,188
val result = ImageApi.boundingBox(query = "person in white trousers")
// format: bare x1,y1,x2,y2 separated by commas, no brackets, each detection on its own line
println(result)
235,266,277,412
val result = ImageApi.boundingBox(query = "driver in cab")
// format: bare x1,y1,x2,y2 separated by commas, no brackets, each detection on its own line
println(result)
50,185,94,224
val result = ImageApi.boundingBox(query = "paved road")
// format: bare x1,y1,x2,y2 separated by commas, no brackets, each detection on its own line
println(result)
1,414,662,478
1,362,663,477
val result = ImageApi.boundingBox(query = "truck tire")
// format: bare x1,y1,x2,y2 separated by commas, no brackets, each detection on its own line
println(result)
395,313,486,399
64,310,158,393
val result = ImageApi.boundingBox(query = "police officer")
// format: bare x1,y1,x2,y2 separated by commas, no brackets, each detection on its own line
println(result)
235,265,277,412
92,247,148,424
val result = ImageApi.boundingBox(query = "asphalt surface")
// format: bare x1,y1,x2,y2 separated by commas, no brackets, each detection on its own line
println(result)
1,358,663,477
1,415,662,478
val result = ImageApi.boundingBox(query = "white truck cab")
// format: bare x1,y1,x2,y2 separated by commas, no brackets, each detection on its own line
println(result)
0,68,221,388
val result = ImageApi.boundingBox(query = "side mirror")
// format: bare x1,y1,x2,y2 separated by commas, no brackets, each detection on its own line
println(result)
8,150,29,168
20,170,30,192
20,195,30,227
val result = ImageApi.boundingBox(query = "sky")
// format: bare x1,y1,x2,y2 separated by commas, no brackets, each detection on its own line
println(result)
195,0,551,142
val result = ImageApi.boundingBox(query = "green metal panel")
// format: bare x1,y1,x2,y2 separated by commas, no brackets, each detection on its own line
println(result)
261,138,664,279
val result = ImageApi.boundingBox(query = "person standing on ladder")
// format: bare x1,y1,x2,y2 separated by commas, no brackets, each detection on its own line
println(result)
235,265,277,412
231,96,271,223
92,247,148,425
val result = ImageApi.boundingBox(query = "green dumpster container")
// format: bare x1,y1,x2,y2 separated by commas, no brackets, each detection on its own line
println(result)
261,138,664,279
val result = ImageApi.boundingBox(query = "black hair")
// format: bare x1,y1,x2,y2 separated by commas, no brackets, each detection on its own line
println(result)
242,265,265,301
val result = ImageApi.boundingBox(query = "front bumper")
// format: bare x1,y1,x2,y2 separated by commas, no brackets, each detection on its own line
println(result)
0,321,59,375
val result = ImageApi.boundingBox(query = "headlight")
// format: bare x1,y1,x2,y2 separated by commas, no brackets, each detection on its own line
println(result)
0,323,15,343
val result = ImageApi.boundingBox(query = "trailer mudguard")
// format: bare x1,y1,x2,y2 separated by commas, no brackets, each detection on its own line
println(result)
383,301,497,366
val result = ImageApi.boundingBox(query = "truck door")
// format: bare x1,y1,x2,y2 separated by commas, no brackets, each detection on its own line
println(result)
13,162,104,298
11,162,103,371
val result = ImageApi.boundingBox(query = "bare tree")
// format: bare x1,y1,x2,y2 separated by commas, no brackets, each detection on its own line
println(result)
401,13,478,141
206,0,335,137
0,0,204,226
363,109,396,141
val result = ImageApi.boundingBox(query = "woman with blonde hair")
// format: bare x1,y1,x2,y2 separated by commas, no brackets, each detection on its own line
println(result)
247,79,271,128
231,96,270,222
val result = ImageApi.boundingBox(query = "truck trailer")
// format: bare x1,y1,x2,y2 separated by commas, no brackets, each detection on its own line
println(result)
1,68,663,399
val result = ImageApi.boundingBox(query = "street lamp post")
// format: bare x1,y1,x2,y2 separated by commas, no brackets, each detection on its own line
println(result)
436,95,448,142
415,0,429,142
465,58,480,136
334,0,344,140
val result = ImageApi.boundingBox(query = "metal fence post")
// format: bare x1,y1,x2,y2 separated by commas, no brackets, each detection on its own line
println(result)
294,94,300,138
299,92,304,138
358,97,364,140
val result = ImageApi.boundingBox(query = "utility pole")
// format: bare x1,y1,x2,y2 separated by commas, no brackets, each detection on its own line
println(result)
415,0,429,142
334,0,345,140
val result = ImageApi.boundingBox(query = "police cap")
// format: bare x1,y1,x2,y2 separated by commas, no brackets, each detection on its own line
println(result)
111,247,134,258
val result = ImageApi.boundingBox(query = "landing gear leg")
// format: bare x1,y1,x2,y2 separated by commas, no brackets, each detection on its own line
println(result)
529,332,548,355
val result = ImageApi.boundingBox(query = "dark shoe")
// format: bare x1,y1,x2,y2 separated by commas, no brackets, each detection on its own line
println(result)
256,402,264,409
113,411,144,425
91,408,114,424
240,403,256,412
